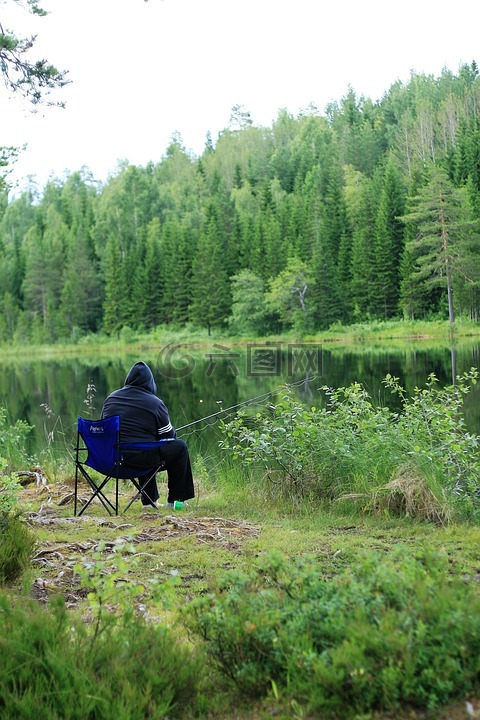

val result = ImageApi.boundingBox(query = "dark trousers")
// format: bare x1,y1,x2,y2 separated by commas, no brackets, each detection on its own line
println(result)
125,438,194,505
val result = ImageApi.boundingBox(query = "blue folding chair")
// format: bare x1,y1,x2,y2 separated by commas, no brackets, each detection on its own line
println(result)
74,416,173,516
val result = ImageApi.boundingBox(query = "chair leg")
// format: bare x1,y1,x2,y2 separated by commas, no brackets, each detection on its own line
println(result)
75,465,117,516
74,466,78,516
78,481,116,516
122,472,158,513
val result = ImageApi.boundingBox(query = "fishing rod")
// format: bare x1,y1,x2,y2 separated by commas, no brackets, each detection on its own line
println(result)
175,375,318,432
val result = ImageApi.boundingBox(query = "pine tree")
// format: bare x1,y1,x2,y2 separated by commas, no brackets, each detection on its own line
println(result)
161,221,194,325
189,206,231,334
21,205,66,339
370,156,406,318
343,166,376,319
0,190,37,304
59,228,102,336
102,237,125,335
143,218,165,328
400,167,477,323
303,162,345,327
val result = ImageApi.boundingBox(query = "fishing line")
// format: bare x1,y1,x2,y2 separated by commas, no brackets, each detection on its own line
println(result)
175,375,318,434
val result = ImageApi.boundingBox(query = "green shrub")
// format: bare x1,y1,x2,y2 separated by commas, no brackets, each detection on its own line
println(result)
0,513,35,585
384,370,480,499
0,458,22,514
185,548,480,716
220,369,480,520
0,407,33,472
0,592,202,720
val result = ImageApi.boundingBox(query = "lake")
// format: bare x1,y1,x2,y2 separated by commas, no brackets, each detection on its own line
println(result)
1,339,479,462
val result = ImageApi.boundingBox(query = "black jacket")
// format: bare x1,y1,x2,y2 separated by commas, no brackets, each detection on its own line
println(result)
101,361,175,443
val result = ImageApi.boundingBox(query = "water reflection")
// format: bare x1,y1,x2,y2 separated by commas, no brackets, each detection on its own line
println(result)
1,341,479,459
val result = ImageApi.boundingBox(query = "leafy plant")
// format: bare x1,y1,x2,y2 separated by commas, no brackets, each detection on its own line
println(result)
0,458,22,514
185,548,480,716
0,541,202,718
220,371,480,520
0,407,33,472
0,590,201,720
384,369,480,498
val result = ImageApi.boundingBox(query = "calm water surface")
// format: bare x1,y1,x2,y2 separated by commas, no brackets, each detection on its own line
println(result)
2,340,479,459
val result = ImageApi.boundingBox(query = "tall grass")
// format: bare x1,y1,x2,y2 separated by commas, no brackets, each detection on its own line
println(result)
0,513,35,585
0,593,202,720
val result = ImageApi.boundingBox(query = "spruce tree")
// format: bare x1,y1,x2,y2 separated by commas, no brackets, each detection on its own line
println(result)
189,206,231,334
371,156,406,318
59,228,102,336
400,167,477,323
143,218,165,328
161,221,194,325
102,237,125,335
21,205,66,339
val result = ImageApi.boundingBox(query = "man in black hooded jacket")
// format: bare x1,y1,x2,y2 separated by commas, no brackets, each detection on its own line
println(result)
101,361,194,508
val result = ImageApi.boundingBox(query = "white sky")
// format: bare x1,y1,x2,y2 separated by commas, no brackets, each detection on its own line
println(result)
2,0,480,193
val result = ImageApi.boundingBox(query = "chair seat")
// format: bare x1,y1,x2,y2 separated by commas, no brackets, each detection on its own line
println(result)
74,416,171,516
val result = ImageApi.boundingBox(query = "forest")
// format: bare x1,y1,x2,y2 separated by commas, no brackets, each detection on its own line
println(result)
1,62,480,344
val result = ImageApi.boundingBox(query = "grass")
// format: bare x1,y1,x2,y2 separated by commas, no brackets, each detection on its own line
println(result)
21,471,480,598
1,318,480,360
5,470,479,719
2,323,480,717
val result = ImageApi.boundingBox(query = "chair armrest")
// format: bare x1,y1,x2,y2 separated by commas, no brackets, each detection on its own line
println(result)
119,439,175,452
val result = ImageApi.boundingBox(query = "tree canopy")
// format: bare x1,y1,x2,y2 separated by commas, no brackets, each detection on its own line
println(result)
1,62,480,343
0,0,68,187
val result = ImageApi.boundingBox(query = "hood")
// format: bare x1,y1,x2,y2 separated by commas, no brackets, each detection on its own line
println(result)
124,361,157,394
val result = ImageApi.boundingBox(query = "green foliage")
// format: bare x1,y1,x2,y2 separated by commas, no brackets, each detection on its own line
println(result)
400,167,479,323
0,3,69,107
228,269,269,335
0,542,203,718
0,406,33,472
0,0,68,189
371,155,406,318
185,548,480,716
0,459,22,514
1,64,480,342
265,256,315,333
0,512,35,585
0,589,201,720
220,370,480,520
384,369,480,500
189,206,231,333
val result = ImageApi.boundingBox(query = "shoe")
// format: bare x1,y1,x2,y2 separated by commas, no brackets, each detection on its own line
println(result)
171,500,190,510
142,501,159,510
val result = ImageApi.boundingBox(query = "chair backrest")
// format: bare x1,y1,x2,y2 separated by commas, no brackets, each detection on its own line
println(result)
77,416,121,475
